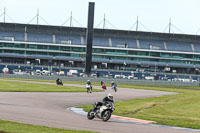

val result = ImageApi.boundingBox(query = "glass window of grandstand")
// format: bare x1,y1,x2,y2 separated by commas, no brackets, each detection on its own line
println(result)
49,52,59,56
57,53,70,56
128,51,137,56
126,57,132,61
193,61,199,65
137,51,149,56
105,49,115,54
130,57,137,61
14,43,25,48
93,55,103,59
105,56,114,60
182,54,193,59
194,55,200,60
4,43,13,48
80,54,85,58
4,50,13,53
170,60,186,63
37,52,47,55
60,46,71,51
160,59,169,63
150,52,160,57
71,53,80,57
49,46,59,50
15,51,24,54
93,48,104,53
4,50,24,54
172,53,183,59
150,59,158,62
160,53,171,58
115,56,126,60
72,47,84,52
26,51,36,55
26,44,37,49
116,50,128,55
137,58,149,61
37,45,48,49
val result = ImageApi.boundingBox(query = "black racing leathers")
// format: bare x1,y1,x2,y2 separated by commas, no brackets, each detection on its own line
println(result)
93,96,114,111
103,96,114,104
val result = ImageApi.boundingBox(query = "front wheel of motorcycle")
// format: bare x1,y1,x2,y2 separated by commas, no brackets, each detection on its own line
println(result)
87,110,95,120
102,110,112,122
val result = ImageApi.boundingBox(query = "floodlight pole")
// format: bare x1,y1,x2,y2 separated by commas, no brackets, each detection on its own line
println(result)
37,9,39,25
169,18,171,33
3,8,6,23
70,11,72,27
85,2,95,76
103,13,106,29
136,16,139,31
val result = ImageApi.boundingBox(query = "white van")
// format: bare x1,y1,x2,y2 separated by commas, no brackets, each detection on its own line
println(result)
42,70,50,75
35,70,41,75
145,76,154,80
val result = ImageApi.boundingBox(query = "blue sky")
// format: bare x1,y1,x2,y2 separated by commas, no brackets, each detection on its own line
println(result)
0,0,200,35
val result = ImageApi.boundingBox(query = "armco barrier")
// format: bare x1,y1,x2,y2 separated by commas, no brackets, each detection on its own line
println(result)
0,73,199,87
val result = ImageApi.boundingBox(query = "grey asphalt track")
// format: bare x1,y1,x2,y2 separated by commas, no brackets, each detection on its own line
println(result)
0,79,197,133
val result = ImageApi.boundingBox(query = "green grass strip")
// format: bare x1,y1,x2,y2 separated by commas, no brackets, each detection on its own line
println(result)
0,80,101,92
0,119,98,133
80,85,200,129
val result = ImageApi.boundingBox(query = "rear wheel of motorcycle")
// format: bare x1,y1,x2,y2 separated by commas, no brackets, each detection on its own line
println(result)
102,110,112,122
87,110,95,120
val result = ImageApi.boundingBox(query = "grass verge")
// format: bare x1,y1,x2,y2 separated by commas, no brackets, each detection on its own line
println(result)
79,85,200,129
0,80,101,92
0,119,98,133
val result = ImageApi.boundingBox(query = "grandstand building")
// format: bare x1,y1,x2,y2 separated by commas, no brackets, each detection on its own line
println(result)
0,22,200,75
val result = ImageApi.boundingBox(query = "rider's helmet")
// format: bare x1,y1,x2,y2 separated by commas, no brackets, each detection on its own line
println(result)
107,93,113,100
111,81,114,84
87,80,90,84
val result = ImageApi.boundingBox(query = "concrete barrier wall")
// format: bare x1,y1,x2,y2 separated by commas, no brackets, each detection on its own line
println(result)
0,74,199,87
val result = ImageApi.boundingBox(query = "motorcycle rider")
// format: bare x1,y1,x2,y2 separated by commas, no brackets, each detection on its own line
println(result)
87,80,91,85
111,81,117,87
93,93,114,111
56,78,63,85
100,81,106,90
100,81,104,85
86,80,92,93
103,93,114,103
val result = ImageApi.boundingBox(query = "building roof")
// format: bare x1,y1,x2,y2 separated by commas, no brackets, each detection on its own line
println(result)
0,22,200,43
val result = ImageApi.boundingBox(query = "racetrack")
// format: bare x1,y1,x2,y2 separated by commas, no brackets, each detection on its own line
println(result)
0,79,196,133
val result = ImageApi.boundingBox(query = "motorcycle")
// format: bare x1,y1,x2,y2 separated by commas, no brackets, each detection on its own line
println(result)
87,101,115,122
102,83,107,90
112,84,117,92
86,84,92,93
56,79,63,86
